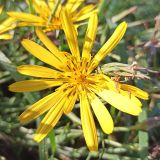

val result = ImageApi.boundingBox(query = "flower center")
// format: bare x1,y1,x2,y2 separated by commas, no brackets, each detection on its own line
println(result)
77,74,87,83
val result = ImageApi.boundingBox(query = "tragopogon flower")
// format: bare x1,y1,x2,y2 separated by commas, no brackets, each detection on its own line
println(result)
7,0,96,32
9,11,148,151
0,6,16,40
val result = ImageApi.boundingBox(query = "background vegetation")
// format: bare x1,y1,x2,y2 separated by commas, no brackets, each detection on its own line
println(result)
0,0,160,159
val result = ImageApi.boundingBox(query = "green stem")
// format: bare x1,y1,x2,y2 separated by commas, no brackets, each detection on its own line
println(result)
28,0,34,14
105,139,139,152
138,102,148,160
37,115,49,160
48,129,56,158
113,126,131,132
39,138,48,160
98,0,108,17
114,111,122,124
98,132,105,160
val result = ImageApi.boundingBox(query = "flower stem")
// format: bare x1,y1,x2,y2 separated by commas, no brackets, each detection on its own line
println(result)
138,102,148,160
48,129,56,158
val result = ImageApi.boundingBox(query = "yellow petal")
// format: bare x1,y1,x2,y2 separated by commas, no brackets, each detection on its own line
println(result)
0,17,16,34
121,84,149,100
48,0,55,10
60,8,80,60
7,12,45,23
34,96,65,142
0,17,16,27
82,13,98,61
30,0,50,18
65,0,84,13
89,22,127,72
19,90,62,123
63,90,77,114
49,1,62,18
9,79,63,92
21,39,64,70
97,90,142,116
0,5,3,15
35,29,68,62
17,65,61,78
120,89,142,108
35,28,59,52
0,25,16,34
17,22,44,27
73,4,96,22
80,91,98,151
89,93,114,134
0,34,12,40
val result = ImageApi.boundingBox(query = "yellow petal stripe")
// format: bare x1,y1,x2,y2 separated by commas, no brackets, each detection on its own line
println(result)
60,8,80,60
120,89,142,107
0,17,16,34
19,90,62,123
17,22,44,27
64,90,77,114
89,93,114,134
73,4,96,22
9,79,63,92
34,96,66,142
97,90,142,116
120,84,149,100
36,28,59,52
0,34,12,40
89,22,127,72
80,91,98,151
66,0,84,13
31,0,50,18
0,25,16,34
7,12,45,23
0,5,3,14
48,0,55,10
21,39,63,70
35,28,68,63
82,13,98,61
17,65,61,78
0,17,16,28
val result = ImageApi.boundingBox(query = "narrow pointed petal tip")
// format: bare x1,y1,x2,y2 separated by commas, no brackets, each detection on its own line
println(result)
144,92,149,100
18,116,25,124
116,21,128,34
0,6,3,14
0,34,13,40
120,21,128,28
34,134,43,143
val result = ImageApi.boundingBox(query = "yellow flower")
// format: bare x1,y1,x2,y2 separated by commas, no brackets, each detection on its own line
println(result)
9,11,148,151
0,5,16,40
7,0,96,32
